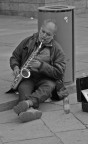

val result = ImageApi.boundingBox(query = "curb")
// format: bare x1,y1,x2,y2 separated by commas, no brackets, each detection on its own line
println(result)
0,83,76,112
0,99,18,112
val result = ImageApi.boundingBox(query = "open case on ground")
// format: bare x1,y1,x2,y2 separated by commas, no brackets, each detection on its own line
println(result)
76,76,88,112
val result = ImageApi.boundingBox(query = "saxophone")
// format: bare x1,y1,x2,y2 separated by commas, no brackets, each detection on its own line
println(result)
11,41,43,90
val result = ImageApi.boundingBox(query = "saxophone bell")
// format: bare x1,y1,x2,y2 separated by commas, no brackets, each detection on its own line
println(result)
21,68,31,78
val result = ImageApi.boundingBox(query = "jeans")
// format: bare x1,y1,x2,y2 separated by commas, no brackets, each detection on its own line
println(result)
18,78,56,107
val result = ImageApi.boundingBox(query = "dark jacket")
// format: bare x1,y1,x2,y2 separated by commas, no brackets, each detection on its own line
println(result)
10,33,68,99
10,33,66,81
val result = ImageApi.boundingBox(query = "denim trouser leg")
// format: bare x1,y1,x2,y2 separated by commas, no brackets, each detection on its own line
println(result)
18,78,56,106
31,79,56,103
18,79,35,101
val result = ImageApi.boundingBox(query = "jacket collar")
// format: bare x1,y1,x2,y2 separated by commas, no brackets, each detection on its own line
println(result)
24,33,53,52
23,33,38,52
36,38,53,48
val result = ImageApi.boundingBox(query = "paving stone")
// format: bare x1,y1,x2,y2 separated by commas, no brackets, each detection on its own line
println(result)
0,120,53,143
56,129,88,144
41,110,85,133
0,72,13,82
0,80,12,93
0,80,18,111
76,61,88,72
0,139,3,144
39,102,63,112
0,110,19,124
70,103,82,114
5,136,62,144
70,103,88,125
69,93,79,105
0,106,60,123
0,30,37,50
73,108,88,125
77,51,88,63
0,29,36,36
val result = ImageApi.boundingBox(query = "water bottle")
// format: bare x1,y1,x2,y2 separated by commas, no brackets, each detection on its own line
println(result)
63,97,70,114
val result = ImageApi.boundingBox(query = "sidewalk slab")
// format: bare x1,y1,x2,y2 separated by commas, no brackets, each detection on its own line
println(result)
0,80,18,112
69,103,88,125
41,110,85,133
56,129,88,144
70,103,82,114
0,107,86,144
1,137,62,144
0,140,2,144
0,110,19,124
73,108,88,125
39,102,63,112
0,119,53,143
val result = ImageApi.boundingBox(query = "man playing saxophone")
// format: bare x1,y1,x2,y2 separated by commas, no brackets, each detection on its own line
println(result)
10,19,69,122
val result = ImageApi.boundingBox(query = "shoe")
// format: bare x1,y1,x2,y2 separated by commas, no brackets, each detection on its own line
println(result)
13,100,32,115
19,107,42,123
63,97,70,114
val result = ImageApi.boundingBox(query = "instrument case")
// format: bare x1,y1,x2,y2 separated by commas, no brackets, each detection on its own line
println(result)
76,76,88,112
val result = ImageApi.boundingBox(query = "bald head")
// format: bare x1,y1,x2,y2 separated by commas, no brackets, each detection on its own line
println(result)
43,20,57,35
39,19,57,43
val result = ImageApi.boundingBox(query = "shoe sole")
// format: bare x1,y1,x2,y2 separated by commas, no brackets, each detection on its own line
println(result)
19,110,42,122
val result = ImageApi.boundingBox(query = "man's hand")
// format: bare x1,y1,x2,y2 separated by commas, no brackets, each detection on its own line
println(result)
13,66,20,77
28,59,41,70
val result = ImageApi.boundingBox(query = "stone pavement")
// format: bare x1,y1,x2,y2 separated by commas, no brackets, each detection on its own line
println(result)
0,14,88,143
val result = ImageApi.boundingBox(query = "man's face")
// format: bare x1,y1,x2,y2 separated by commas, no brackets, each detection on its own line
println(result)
39,23,55,44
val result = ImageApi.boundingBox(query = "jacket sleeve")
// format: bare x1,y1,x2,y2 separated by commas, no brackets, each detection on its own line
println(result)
39,43,66,80
10,38,27,70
